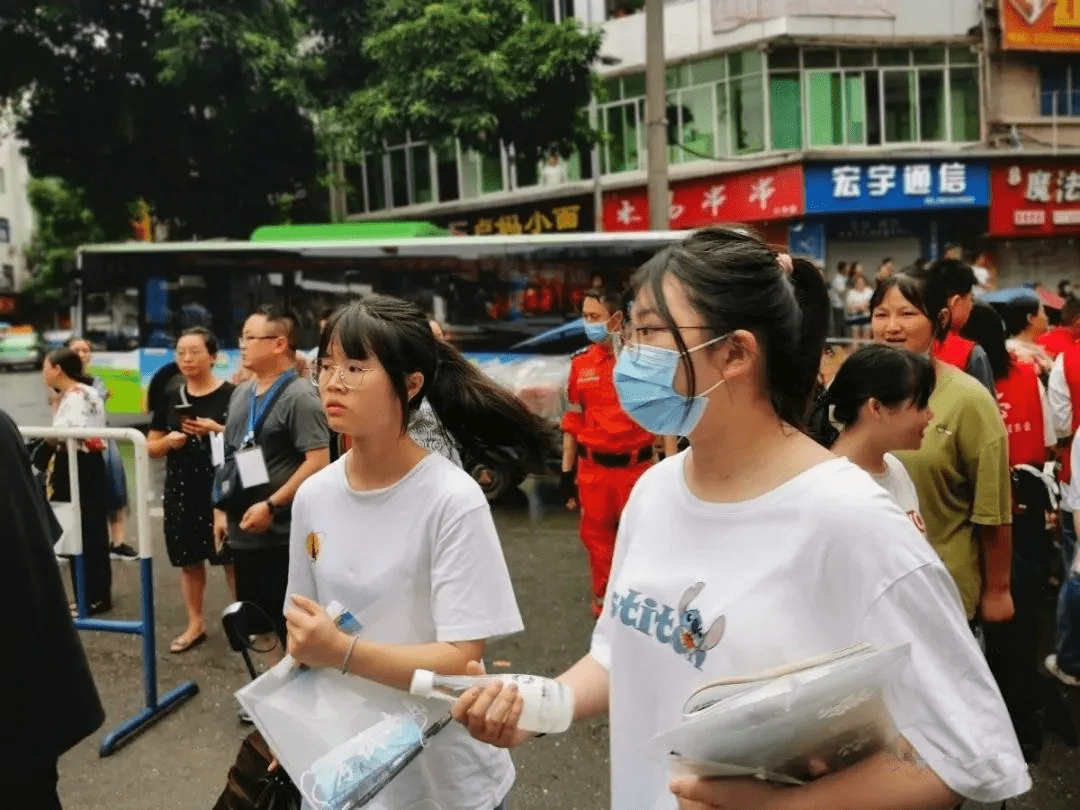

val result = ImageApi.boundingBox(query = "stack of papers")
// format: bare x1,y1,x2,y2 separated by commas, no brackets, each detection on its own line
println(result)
653,643,910,785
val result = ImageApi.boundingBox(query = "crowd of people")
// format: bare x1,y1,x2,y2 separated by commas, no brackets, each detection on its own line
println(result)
8,226,1080,810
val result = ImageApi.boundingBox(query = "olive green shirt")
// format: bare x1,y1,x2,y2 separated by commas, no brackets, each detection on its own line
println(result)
894,367,1012,619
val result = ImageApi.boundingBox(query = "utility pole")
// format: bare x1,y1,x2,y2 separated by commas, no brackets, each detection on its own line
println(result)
645,0,668,231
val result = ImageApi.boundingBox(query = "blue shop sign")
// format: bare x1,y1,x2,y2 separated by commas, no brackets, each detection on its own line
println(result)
805,160,990,214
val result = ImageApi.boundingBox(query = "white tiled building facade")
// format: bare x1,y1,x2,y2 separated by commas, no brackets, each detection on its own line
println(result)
0,118,33,294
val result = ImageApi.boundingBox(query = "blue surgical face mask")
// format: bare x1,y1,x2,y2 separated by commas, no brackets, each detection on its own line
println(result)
614,333,730,436
584,320,611,343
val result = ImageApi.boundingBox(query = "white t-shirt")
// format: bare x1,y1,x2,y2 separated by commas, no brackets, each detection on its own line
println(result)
1062,432,1080,513
287,453,524,810
845,286,874,314
870,452,927,536
590,454,1030,810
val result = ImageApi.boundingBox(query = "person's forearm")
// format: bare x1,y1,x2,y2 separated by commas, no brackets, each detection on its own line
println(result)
269,451,328,507
146,433,171,459
773,744,957,810
337,634,482,692
562,431,578,472
976,523,1013,596
557,654,609,720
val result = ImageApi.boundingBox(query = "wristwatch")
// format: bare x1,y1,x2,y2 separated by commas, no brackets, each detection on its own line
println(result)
264,499,277,516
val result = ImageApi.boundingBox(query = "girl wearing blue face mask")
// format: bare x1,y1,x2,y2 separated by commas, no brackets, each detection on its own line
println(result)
452,228,1029,810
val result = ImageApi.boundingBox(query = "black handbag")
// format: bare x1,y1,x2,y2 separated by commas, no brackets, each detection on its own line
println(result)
213,373,295,510
212,730,301,810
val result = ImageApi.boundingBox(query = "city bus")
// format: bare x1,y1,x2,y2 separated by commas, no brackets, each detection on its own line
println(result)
75,227,687,494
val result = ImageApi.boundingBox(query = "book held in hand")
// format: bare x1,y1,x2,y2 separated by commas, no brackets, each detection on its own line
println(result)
653,642,911,785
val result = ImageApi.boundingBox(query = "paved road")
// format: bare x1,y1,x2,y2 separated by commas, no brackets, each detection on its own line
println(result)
1,370,1078,810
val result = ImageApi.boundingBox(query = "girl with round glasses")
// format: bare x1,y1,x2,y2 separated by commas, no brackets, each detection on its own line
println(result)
453,228,1028,810
282,295,556,810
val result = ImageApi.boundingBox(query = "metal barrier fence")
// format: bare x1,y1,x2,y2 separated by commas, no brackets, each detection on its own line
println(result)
19,425,199,756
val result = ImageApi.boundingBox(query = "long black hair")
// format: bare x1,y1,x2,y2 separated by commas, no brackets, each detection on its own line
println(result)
319,295,557,469
46,348,94,386
828,345,936,431
631,228,829,431
960,302,1011,381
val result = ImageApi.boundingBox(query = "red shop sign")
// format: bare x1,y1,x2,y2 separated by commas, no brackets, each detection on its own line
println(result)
602,163,804,232
989,162,1080,237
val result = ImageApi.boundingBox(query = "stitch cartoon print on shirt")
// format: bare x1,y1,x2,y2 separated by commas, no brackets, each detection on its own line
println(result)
609,581,725,670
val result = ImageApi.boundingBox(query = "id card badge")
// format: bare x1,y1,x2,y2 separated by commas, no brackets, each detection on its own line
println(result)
236,445,271,488
210,433,225,467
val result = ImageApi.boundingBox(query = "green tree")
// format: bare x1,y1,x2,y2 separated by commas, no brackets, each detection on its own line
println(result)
23,178,104,308
158,0,604,173
1,1,323,240
349,0,603,165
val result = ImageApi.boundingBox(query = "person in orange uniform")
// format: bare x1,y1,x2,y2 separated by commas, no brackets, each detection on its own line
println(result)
920,260,995,394
1038,297,1080,360
561,288,677,616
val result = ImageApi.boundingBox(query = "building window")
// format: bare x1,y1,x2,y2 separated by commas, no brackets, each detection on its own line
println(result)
769,72,802,150
460,149,504,198
0,218,9,243
798,45,979,147
606,0,645,19
1039,60,1080,115
600,99,642,174
729,51,765,154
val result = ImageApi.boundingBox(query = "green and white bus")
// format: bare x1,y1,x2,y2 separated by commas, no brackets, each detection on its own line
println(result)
76,224,687,420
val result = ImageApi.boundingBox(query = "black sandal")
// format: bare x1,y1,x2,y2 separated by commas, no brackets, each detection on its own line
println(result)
69,600,111,617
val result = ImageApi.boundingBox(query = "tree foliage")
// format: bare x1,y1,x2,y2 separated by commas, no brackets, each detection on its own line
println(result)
23,177,104,305
0,1,322,240
159,0,604,167
1,0,603,239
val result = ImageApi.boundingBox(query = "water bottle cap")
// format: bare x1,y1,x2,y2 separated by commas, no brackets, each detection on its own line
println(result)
410,668,435,697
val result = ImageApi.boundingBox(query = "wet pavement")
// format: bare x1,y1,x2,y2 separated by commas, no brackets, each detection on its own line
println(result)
1,370,1078,810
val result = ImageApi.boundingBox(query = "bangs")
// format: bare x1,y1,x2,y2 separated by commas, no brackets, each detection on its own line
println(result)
319,304,381,362
631,246,680,327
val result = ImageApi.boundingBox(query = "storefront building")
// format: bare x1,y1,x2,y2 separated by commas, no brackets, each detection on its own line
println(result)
792,158,990,276
988,159,1080,288
599,162,803,246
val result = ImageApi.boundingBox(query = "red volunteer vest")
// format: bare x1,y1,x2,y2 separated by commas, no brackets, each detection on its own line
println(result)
996,360,1046,469
933,332,976,372
1037,327,1077,359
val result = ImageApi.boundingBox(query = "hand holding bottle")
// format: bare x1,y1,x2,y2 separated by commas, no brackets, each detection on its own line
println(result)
445,661,548,748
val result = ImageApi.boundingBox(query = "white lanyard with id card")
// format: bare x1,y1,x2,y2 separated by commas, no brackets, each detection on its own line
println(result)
237,371,295,490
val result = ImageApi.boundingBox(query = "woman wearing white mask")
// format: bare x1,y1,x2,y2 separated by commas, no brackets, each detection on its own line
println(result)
453,229,1028,810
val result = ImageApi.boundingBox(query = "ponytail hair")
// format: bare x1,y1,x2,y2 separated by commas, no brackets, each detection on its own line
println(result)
321,296,557,469
632,227,829,431
47,347,94,387
827,345,935,431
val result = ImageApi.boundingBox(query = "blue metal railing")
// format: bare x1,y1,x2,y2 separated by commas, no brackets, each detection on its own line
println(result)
19,425,199,756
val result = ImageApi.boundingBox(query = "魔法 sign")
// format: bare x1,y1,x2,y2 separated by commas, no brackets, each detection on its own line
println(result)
989,162,1080,236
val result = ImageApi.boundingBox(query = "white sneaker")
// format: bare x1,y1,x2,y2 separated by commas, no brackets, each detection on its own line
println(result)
1045,654,1080,687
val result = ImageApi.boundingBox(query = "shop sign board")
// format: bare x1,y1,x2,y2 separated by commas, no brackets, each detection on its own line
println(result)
989,161,1080,236
601,164,804,232
804,160,990,214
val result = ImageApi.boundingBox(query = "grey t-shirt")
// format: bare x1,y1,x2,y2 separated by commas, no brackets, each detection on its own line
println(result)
965,345,996,396
223,374,329,550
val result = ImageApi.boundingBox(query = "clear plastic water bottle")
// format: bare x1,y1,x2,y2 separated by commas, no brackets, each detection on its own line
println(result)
409,669,574,734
